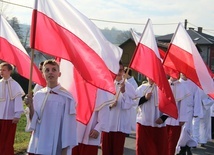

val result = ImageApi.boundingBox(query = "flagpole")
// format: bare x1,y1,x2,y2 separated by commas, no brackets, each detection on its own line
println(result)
109,20,151,109
109,51,138,109
27,49,35,95
27,0,38,96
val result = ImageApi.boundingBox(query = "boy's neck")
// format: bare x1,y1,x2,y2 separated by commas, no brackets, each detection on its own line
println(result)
3,76,10,80
47,82,58,89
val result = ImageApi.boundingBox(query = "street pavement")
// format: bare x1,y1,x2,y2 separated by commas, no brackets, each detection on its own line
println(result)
98,133,214,155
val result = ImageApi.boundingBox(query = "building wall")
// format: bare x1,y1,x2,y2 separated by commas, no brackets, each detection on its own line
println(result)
119,39,144,85
120,40,135,66
210,46,214,71
199,46,209,64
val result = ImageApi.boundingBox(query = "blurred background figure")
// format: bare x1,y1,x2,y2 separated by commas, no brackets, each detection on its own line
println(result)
124,67,138,133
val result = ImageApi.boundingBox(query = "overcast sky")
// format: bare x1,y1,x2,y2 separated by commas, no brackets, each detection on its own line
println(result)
1,0,214,36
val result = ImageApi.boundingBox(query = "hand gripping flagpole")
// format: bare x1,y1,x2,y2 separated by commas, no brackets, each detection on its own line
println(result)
24,0,39,121
109,67,130,109
108,27,145,109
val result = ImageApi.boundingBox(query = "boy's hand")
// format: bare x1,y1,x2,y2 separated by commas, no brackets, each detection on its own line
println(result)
145,92,152,100
89,129,99,139
155,118,164,124
12,117,20,124
109,101,117,109
120,82,125,93
24,95,33,107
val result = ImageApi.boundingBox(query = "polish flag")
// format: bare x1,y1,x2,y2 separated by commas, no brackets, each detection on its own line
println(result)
130,19,178,119
58,59,97,124
59,59,113,124
0,15,45,86
131,28,180,79
163,23,214,95
131,28,141,45
131,29,166,58
30,0,122,94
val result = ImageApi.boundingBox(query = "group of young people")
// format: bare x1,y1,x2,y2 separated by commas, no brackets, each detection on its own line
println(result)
0,59,213,155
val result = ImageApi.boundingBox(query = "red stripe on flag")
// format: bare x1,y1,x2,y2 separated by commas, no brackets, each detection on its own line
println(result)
130,44,178,119
164,44,201,87
163,23,214,96
59,59,97,124
30,10,115,94
73,68,97,124
0,37,45,86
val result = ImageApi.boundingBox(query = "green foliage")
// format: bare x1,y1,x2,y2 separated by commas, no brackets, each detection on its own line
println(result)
14,111,31,154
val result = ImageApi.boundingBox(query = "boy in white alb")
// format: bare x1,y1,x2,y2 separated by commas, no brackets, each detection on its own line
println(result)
124,67,138,132
25,59,77,155
0,62,25,155
192,88,214,147
166,76,190,155
176,74,202,154
72,89,111,155
135,77,168,155
101,61,137,155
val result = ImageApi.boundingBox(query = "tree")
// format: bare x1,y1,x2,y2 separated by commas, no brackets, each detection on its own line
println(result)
22,25,30,48
116,30,132,44
8,17,23,43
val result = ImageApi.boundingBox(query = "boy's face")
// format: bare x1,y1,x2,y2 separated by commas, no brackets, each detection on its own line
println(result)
117,65,124,77
42,64,61,83
0,66,11,79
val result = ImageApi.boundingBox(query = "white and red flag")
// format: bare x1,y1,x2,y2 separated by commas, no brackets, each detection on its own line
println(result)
131,28,179,79
58,59,114,124
163,23,214,96
58,59,97,124
30,0,122,94
130,19,178,119
0,15,45,86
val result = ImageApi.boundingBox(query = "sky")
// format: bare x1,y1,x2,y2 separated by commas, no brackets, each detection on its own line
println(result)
1,0,214,36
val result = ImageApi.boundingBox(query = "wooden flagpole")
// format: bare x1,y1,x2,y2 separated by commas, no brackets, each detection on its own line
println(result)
27,48,35,95
109,67,130,109
27,0,38,96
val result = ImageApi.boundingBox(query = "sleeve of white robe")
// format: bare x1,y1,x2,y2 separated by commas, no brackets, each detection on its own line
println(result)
121,81,137,110
62,98,77,149
27,94,41,131
94,104,109,133
202,97,214,110
178,97,189,122
193,88,203,117
14,95,24,118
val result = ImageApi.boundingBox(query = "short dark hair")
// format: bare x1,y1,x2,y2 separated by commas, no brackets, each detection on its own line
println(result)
119,60,123,66
39,61,44,66
39,61,44,70
0,62,13,71
124,67,132,76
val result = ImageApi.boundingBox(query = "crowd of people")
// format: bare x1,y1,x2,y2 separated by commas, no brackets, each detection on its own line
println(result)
0,59,214,155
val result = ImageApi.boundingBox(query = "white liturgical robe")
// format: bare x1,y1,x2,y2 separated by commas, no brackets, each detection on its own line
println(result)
166,80,190,126
0,77,24,119
27,85,77,155
77,89,110,146
136,83,166,127
108,79,137,134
